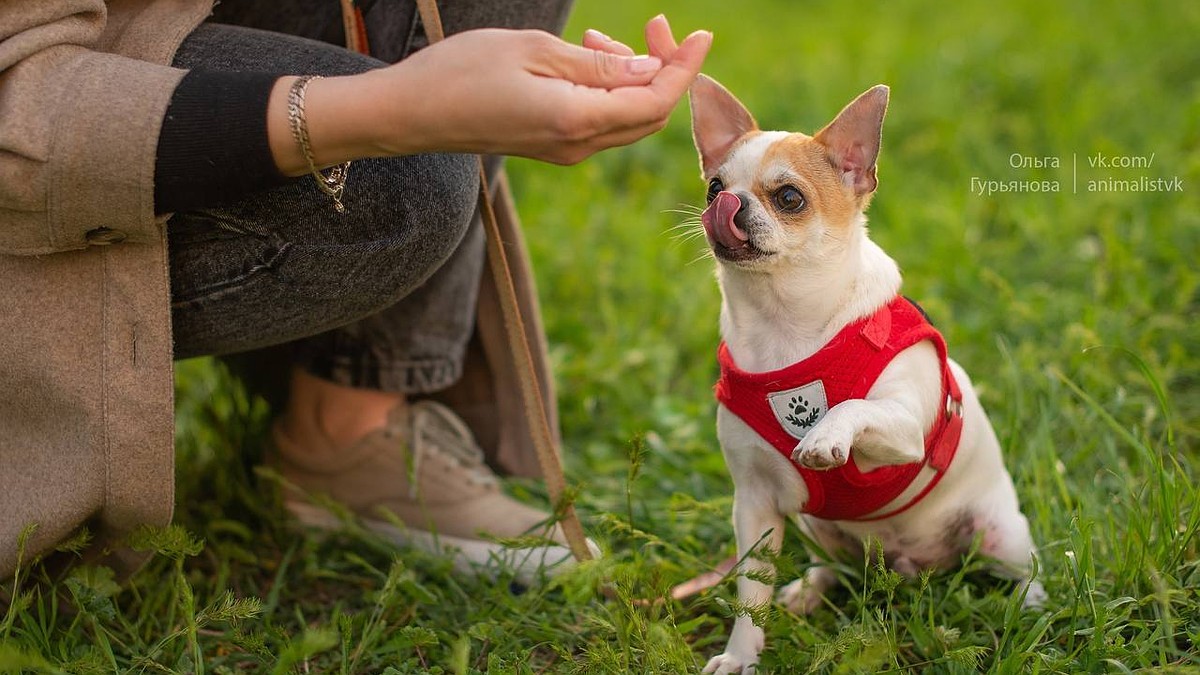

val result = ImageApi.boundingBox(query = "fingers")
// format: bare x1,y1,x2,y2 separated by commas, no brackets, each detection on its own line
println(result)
644,14,680,61
650,28,712,97
539,35,663,89
531,17,712,163
597,28,712,126
538,119,667,165
586,120,671,156
546,28,711,163
582,28,635,57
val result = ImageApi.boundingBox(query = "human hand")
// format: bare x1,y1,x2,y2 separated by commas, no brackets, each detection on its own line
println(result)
269,15,712,172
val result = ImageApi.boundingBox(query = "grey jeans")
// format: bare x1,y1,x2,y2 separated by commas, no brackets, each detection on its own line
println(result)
169,0,571,394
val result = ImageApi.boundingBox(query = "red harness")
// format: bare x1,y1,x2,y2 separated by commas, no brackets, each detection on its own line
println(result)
714,297,964,521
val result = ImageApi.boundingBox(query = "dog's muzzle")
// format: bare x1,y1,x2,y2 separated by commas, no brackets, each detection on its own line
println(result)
702,191,749,250
702,190,771,262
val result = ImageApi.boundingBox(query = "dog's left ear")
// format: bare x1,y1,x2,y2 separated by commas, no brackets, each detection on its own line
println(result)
814,85,889,196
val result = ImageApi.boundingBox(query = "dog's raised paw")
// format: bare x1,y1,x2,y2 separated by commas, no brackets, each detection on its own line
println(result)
790,425,852,470
703,652,754,674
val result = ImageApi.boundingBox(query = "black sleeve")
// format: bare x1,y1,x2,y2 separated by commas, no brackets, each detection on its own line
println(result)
154,70,291,214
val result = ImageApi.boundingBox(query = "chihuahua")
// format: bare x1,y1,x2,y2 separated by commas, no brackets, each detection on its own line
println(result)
689,76,1045,674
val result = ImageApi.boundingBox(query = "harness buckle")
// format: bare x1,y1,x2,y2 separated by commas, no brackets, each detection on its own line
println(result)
944,395,964,420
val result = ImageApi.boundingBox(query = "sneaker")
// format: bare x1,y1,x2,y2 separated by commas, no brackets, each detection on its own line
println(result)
269,400,598,583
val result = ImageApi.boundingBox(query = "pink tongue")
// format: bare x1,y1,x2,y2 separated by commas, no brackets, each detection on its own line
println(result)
702,191,749,249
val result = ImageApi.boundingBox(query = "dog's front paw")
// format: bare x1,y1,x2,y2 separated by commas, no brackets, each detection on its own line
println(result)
790,423,852,470
703,652,756,674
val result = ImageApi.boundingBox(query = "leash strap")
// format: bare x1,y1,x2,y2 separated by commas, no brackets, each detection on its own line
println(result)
339,0,370,53
343,0,593,562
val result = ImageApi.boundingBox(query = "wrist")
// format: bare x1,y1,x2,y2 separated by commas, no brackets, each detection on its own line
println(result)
267,76,305,176
267,72,402,176
348,64,433,158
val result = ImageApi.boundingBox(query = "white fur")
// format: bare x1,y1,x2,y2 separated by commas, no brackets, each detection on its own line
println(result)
717,131,789,183
701,133,1044,675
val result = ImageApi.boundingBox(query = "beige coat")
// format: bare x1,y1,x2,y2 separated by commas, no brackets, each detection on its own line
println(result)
0,0,557,578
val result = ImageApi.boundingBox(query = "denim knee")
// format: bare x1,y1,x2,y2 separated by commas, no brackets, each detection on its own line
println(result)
168,150,479,358
278,151,480,314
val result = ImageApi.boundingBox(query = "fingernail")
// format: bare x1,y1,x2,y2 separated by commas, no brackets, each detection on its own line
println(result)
628,55,662,74
585,28,612,43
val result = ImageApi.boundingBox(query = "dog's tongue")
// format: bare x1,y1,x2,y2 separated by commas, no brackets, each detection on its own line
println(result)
702,191,749,250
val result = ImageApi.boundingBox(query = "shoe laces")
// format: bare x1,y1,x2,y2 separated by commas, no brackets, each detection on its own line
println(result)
407,401,499,497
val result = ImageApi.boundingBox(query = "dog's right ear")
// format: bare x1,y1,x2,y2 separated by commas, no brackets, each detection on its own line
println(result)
689,74,758,179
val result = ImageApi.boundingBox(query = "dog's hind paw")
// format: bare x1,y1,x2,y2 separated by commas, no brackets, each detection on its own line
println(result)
703,653,755,674
1020,579,1048,609
777,565,836,615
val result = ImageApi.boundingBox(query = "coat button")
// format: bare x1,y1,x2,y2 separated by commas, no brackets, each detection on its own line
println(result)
85,228,127,245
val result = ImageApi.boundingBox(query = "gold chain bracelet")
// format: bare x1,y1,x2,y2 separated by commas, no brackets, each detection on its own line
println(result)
287,75,351,213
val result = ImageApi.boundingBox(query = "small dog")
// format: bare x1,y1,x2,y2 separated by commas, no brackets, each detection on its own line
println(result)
688,76,1046,674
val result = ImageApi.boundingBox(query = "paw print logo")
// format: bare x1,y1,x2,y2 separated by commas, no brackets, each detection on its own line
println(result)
784,395,820,430
767,381,829,441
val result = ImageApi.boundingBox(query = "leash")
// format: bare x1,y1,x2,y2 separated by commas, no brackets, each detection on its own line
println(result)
341,0,593,563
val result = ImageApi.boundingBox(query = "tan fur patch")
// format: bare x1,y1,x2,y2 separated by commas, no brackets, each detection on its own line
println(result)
758,134,868,235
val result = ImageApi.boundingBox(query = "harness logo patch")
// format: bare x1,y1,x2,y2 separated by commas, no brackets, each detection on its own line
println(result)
767,380,828,440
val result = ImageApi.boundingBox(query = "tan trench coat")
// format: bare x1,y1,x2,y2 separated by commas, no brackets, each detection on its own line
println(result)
0,0,557,579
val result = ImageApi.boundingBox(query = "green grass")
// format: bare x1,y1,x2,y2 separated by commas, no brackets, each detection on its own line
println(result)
4,0,1199,672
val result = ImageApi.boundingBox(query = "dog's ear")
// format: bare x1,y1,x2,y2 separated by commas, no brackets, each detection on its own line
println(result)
689,74,758,179
814,85,889,196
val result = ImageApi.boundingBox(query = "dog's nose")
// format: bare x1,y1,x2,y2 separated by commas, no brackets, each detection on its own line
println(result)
732,191,753,230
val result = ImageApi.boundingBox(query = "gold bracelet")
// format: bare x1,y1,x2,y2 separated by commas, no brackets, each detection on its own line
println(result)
287,75,351,213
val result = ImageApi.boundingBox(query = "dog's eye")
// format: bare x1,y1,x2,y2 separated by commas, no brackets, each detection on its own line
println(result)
773,185,806,212
706,178,724,204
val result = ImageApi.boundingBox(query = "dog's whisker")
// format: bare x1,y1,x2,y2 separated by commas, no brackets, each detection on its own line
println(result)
665,227,704,240
666,230,699,239
665,223,702,235
663,203,705,216
672,235,705,248
667,237,709,257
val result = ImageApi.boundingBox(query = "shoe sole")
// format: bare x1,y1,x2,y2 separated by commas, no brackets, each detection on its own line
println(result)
285,501,595,585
